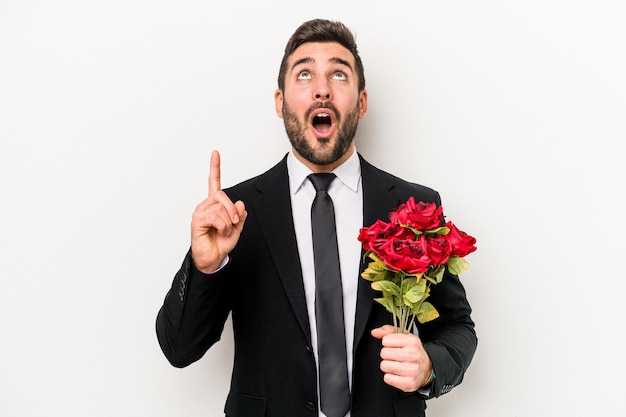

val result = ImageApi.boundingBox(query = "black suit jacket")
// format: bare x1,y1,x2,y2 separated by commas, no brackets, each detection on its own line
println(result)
156,154,477,417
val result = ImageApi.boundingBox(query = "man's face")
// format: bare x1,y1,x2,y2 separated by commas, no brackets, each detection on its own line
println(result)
275,42,368,172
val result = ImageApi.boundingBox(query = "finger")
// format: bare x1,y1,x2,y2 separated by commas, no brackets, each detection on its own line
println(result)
233,200,247,225
212,193,244,224
192,202,233,234
196,191,243,226
380,344,421,363
371,325,396,339
380,332,421,348
194,197,246,237
208,150,221,196
382,373,419,393
380,359,419,377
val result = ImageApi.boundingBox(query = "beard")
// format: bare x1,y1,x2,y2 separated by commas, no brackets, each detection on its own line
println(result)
282,101,360,166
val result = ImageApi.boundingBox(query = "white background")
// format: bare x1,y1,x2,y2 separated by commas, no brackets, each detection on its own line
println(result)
1,1,625,416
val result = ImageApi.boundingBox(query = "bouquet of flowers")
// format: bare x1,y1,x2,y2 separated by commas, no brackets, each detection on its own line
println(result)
358,197,476,334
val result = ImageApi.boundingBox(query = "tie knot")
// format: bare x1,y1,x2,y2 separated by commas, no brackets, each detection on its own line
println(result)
308,173,336,193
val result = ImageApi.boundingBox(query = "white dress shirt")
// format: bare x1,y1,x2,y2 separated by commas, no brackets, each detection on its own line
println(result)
287,148,363,417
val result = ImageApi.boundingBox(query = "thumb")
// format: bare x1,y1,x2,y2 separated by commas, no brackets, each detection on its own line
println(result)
371,324,396,339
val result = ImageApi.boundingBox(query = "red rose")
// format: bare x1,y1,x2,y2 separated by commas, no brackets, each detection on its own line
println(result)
359,196,477,330
375,235,432,274
426,235,452,266
358,219,413,252
445,221,477,257
389,197,444,231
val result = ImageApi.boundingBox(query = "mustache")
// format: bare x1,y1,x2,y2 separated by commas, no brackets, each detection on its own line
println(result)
305,101,339,119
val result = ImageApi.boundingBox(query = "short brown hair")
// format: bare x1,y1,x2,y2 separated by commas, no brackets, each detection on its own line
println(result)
277,19,366,92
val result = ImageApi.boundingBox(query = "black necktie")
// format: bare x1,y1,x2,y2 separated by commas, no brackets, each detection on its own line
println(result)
309,173,351,417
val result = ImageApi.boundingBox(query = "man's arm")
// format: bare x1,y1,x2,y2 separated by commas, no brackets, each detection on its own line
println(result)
419,270,477,398
156,251,233,367
156,150,247,367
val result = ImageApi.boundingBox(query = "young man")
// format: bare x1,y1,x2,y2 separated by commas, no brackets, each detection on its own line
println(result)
156,19,476,417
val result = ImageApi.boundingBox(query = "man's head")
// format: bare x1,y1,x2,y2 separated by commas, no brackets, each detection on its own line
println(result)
277,19,366,93
275,19,368,172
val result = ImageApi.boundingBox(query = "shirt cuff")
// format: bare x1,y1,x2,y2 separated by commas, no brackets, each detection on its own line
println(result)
191,255,230,276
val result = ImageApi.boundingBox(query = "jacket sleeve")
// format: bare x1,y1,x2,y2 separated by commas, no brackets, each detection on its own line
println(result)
155,250,233,368
420,268,477,398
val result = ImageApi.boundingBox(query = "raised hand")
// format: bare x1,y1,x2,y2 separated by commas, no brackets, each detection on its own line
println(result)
190,150,247,273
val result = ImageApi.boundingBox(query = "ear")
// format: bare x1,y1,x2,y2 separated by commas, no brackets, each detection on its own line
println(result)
358,89,368,118
274,89,284,118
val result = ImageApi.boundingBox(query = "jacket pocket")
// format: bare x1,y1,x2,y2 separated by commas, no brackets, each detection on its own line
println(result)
224,391,267,417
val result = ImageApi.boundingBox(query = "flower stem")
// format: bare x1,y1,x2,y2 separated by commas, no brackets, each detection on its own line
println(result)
408,314,416,335
392,297,399,332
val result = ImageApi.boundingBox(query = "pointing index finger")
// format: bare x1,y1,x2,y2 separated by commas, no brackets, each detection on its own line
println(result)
209,150,221,196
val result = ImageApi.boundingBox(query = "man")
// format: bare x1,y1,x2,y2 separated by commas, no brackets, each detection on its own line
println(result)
156,19,476,417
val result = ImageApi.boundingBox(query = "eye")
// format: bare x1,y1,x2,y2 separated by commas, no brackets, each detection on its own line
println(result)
297,71,312,80
332,72,347,80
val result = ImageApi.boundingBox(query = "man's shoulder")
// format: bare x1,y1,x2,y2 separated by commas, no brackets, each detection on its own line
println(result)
359,154,440,201
223,155,288,198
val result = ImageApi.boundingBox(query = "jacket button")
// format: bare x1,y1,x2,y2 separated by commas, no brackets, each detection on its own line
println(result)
306,401,316,411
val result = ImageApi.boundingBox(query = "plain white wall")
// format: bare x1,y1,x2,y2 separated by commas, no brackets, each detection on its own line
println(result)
1,1,624,416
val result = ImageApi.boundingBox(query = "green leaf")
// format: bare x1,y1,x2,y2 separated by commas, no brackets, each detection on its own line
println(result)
426,265,445,284
400,276,417,294
361,266,383,282
423,226,450,236
361,257,391,282
410,285,432,314
374,297,396,314
403,279,426,304
405,225,424,236
447,256,470,275
416,301,440,323
367,252,385,265
406,271,424,280
371,280,401,296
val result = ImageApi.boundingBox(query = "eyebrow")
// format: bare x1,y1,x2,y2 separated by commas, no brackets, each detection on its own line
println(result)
291,57,354,72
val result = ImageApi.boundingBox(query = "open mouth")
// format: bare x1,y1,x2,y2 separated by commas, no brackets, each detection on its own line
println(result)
311,110,334,136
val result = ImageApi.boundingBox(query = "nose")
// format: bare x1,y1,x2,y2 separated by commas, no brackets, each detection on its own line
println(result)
314,80,331,101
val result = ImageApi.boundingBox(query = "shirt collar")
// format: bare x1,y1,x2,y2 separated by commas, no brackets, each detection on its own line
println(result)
287,146,361,194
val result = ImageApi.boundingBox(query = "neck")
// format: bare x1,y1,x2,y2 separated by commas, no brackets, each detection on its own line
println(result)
292,145,355,173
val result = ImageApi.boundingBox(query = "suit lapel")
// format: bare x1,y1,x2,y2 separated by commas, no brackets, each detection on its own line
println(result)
247,154,404,351
249,156,312,345
353,155,404,351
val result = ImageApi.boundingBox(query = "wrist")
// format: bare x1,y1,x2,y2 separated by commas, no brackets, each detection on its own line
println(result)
422,369,436,387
